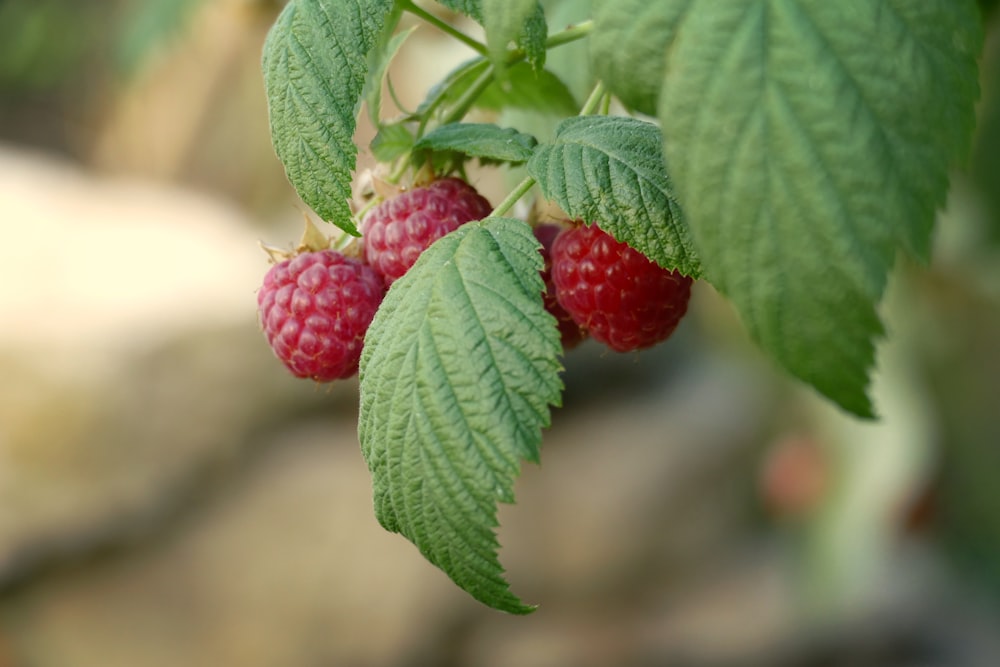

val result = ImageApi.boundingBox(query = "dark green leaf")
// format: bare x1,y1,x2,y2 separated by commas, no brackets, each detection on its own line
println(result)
414,123,537,164
359,217,563,614
528,115,701,277
589,0,691,116
658,0,982,416
262,0,394,235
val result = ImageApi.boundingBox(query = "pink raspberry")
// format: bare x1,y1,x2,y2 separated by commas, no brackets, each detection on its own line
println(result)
551,223,692,353
534,223,586,350
258,249,385,381
362,177,492,286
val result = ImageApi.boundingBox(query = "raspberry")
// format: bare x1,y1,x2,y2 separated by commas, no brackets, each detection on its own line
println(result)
362,177,492,286
551,223,692,353
534,223,586,350
258,249,385,381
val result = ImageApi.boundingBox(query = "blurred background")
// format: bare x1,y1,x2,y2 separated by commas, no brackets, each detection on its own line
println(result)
1,1,999,665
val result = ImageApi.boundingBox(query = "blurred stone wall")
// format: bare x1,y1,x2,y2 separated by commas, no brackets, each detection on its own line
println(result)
1,2,1000,666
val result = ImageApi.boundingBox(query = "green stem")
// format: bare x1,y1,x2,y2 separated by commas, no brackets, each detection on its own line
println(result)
487,79,608,218
436,20,597,123
419,19,597,134
600,90,612,115
400,0,487,56
437,63,496,127
543,19,594,50
491,175,536,218
578,80,607,116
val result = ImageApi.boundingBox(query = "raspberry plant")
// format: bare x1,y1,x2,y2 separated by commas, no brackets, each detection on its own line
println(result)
260,0,983,613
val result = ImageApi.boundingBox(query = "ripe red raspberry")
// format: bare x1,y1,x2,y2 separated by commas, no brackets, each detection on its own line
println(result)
258,250,385,381
534,223,586,350
551,223,692,353
362,177,492,286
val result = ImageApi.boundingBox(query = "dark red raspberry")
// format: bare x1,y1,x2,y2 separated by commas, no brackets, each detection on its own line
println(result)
362,177,492,286
551,223,692,353
534,223,586,350
258,249,385,381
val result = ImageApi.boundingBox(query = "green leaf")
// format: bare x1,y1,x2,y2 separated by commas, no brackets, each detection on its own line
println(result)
416,58,577,122
589,0,690,116
435,0,483,22
364,12,413,127
359,217,563,614
658,0,982,416
528,115,702,277
262,0,395,235
541,0,595,104
483,0,541,73
415,57,490,118
371,123,415,163
437,0,547,69
478,62,578,115
413,123,538,164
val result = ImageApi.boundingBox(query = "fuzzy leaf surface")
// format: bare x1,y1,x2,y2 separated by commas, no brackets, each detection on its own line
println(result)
528,115,701,277
414,123,537,164
658,0,982,416
359,217,563,614
262,0,394,234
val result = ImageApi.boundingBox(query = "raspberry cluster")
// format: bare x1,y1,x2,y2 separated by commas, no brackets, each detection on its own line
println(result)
258,177,694,382
258,177,493,380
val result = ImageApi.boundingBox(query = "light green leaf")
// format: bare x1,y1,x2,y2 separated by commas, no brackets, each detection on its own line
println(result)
413,123,538,164
658,0,982,416
415,57,490,118
527,115,701,277
477,62,578,115
364,12,413,127
359,217,563,614
483,0,541,73
371,123,415,163
416,58,577,121
436,0,547,69
262,0,394,235
542,0,594,104
589,0,690,116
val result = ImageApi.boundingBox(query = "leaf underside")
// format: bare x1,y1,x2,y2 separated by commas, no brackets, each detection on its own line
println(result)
528,115,702,277
654,0,981,416
262,0,394,234
359,218,563,614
